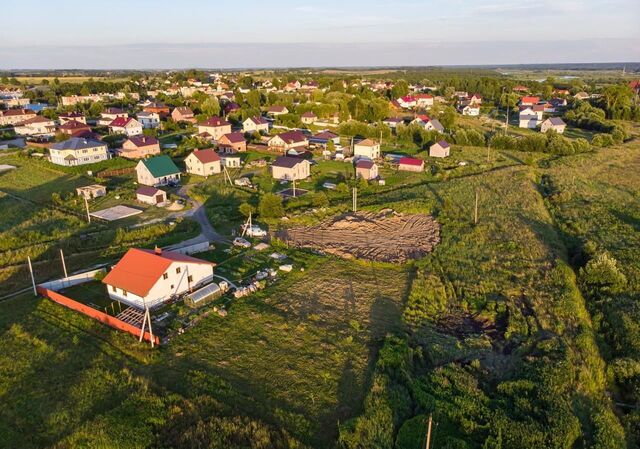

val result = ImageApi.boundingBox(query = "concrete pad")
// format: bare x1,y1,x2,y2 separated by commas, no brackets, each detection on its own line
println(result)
90,205,143,221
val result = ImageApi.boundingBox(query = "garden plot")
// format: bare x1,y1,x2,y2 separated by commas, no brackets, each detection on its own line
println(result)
277,210,440,263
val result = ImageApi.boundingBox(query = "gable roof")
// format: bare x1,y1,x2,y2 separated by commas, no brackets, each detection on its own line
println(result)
521,96,540,104
399,157,424,166
274,130,307,144
127,135,159,148
313,130,338,140
141,155,180,178
51,137,105,151
247,116,268,125
103,107,125,115
2,109,35,118
435,140,450,149
199,116,230,127
546,117,566,126
110,117,138,128
136,186,163,197
220,132,245,144
355,138,377,147
356,160,375,169
268,105,287,112
102,248,214,297
173,106,194,116
190,149,221,164
301,111,317,117
58,120,90,131
16,116,53,126
272,156,307,169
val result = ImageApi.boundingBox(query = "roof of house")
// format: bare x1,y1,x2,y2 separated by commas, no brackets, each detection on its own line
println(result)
356,160,375,169
58,120,89,130
273,130,307,144
199,116,230,127
301,111,317,117
136,186,163,197
190,149,221,164
102,248,214,297
521,96,540,104
51,137,105,151
15,116,53,126
220,132,245,144
546,117,566,126
435,140,450,148
59,111,84,118
272,156,307,169
399,157,424,166
173,106,194,115
268,105,287,112
355,138,378,147
110,117,137,128
384,117,403,123
247,116,268,125
428,118,444,130
2,109,35,117
313,131,338,140
127,135,159,148
141,155,180,177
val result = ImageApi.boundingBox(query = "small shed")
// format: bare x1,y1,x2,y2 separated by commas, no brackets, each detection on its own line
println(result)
76,184,106,200
398,157,425,172
355,160,379,180
429,140,450,158
136,186,167,205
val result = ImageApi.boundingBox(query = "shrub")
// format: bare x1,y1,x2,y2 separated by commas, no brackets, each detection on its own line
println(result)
579,253,627,296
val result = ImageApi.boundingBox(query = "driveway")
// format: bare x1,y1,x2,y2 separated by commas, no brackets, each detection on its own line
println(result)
174,184,228,244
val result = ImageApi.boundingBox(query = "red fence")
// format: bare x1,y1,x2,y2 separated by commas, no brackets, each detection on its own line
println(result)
37,287,160,346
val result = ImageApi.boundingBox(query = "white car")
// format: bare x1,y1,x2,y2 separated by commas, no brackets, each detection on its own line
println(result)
243,225,267,238
233,237,251,248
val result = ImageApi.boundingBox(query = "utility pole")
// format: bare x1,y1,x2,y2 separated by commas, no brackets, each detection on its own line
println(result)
293,178,297,198
60,249,68,278
425,415,433,449
474,188,479,225
486,142,491,163
84,197,91,223
27,256,37,296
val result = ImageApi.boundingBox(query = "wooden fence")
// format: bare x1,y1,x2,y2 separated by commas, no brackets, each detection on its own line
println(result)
37,287,160,346
97,167,135,178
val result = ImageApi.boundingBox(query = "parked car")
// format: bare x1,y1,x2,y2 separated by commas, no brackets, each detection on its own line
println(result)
233,237,251,248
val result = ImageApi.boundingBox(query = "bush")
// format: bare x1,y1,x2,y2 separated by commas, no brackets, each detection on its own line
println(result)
258,193,285,218
579,253,627,296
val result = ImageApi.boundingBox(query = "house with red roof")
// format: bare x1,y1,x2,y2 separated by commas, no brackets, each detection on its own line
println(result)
355,159,379,180
136,186,167,205
520,96,540,106
301,111,317,125
243,116,269,133
268,130,308,152
58,120,92,136
398,157,425,172
102,248,215,309
184,149,222,177
397,95,417,109
218,132,246,153
197,116,231,141
267,105,289,116
109,117,143,136
118,135,161,159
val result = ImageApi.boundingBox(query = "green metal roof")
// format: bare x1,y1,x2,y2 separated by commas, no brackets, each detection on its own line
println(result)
142,155,180,178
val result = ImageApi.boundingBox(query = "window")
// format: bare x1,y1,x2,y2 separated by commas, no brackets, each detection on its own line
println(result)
163,273,168,280
122,290,128,297
170,284,174,289
112,286,116,292
176,267,181,274
187,275,193,283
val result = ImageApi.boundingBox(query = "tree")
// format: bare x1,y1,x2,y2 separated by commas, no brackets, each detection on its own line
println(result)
258,193,285,218
239,202,255,218
200,96,220,117
391,80,409,99
311,192,329,208
579,252,627,296
440,106,456,129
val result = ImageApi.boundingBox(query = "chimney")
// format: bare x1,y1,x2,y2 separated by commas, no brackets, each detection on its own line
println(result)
154,247,162,255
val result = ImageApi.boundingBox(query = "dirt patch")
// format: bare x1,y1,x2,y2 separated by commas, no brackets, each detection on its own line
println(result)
277,210,440,263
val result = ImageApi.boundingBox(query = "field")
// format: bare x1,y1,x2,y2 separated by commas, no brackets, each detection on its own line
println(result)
278,210,440,263
14,76,130,84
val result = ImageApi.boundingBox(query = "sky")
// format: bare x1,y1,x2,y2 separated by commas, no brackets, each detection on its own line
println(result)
1,0,639,69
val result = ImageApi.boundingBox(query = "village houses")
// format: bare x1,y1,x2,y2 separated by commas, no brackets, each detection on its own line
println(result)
109,117,143,136
136,186,167,205
102,248,215,309
353,138,381,160
171,106,196,123
242,116,269,133
49,137,110,166
540,117,567,134
271,156,311,181
429,140,451,158
136,155,181,186
268,130,308,152
184,149,222,177
355,160,379,180
117,135,161,159
197,116,232,141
